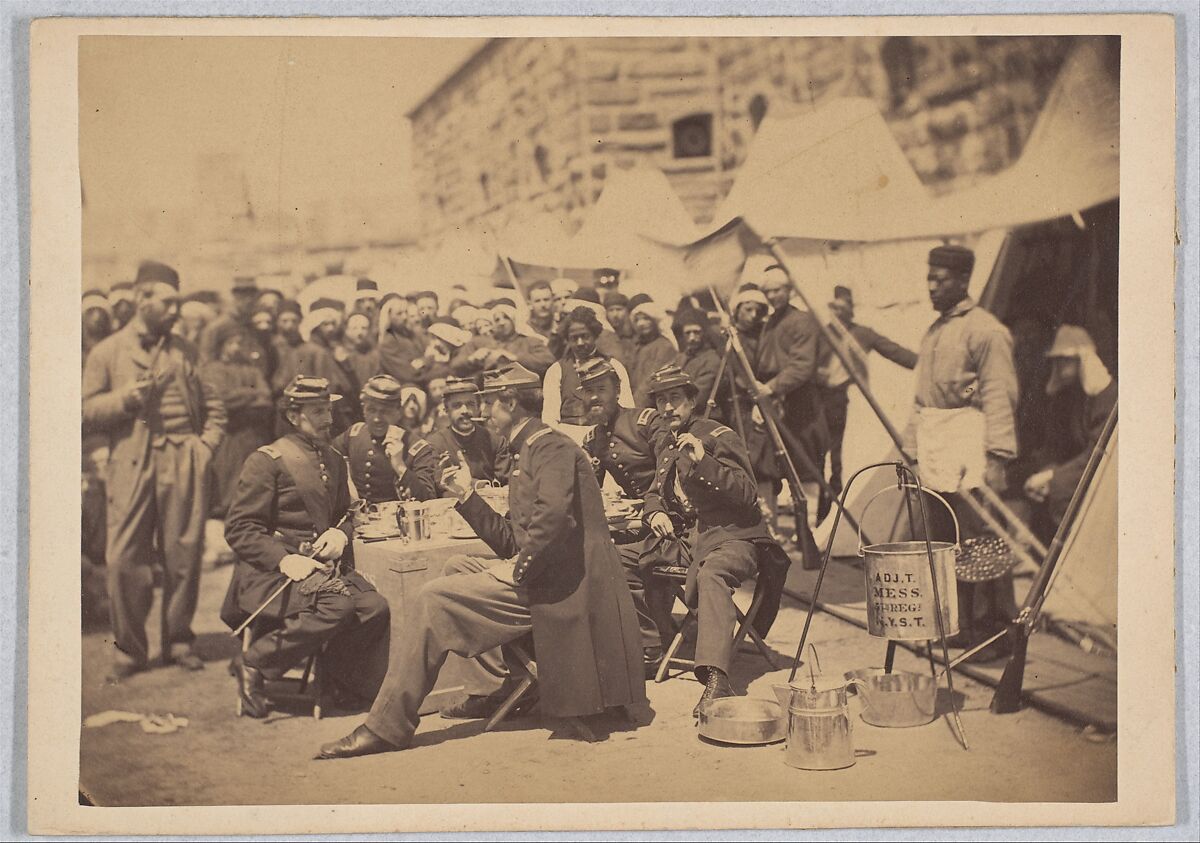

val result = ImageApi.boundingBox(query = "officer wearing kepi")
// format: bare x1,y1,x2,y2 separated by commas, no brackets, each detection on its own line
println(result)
639,364,791,717
221,376,391,718
577,357,675,675
424,375,512,489
332,374,438,504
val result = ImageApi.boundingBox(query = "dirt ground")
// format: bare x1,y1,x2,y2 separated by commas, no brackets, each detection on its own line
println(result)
79,548,1116,808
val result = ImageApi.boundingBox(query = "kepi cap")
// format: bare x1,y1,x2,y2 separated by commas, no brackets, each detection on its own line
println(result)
442,375,480,398
479,362,541,395
283,375,342,405
576,356,618,387
360,374,404,404
645,363,698,397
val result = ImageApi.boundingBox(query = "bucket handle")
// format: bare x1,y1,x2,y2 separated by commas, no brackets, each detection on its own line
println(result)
857,484,960,556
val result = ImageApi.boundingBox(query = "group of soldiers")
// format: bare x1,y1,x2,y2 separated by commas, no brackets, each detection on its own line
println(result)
80,242,1116,760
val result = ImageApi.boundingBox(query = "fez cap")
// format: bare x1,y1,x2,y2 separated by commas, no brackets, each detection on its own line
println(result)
355,278,379,299
442,375,480,398
603,291,629,308
479,362,541,394
232,275,258,293
646,363,698,397
360,374,404,404
135,261,180,290
278,299,302,317
283,375,342,405
576,356,619,387
928,244,975,275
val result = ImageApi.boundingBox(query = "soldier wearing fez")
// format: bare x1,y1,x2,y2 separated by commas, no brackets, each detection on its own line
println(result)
83,260,227,679
317,363,645,759
638,364,791,717
424,375,512,487
222,376,391,718
332,374,438,504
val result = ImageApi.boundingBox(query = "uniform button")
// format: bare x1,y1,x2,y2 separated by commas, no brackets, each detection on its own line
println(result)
365,461,372,467
368,449,376,456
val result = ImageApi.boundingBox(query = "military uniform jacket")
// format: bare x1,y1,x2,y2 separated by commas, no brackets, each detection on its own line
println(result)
333,423,437,504
642,417,791,635
583,406,668,499
220,432,369,627
455,419,645,718
424,424,512,488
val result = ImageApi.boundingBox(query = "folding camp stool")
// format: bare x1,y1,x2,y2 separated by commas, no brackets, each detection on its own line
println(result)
651,564,780,683
236,621,327,719
483,640,596,741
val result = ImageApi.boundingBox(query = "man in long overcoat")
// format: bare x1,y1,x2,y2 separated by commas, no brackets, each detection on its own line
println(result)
317,363,645,758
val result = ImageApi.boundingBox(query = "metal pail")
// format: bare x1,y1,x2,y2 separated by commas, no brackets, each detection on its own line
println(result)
858,486,960,641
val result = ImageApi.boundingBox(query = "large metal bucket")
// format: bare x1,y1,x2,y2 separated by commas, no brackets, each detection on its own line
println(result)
844,668,937,727
858,486,960,641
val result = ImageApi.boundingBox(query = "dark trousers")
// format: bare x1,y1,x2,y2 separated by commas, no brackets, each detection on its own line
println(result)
366,559,532,748
820,385,850,492
690,540,759,674
105,437,210,664
919,490,1017,647
618,533,690,652
245,587,391,702
620,532,759,673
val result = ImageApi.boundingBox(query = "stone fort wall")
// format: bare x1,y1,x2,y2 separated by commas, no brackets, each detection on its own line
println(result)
409,36,1075,243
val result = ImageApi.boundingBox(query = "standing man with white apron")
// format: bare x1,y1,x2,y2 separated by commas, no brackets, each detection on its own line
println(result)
906,245,1020,662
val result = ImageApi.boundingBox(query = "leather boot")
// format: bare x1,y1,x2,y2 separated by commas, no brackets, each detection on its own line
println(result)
315,724,401,760
235,655,271,719
692,666,736,718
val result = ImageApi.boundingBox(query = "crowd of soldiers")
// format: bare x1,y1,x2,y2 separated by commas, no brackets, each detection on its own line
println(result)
80,244,1116,760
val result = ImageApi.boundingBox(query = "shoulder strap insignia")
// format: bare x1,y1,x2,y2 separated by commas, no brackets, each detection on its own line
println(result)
527,428,553,446
257,444,282,460
710,424,735,438
349,422,364,438
409,439,431,457
636,408,656,426
583,427,596,445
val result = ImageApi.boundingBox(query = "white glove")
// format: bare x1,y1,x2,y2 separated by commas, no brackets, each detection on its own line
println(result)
280,554,321,581
311,528,348,562
647,511,675,539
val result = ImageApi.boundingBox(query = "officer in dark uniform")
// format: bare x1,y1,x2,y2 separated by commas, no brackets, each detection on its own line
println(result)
424,375,512,489
576,357,678,675
332,374,438,504
640,364,791,717
221,376,391,718
317,363,644,759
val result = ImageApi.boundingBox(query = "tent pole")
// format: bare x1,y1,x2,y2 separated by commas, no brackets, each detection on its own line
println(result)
992,403,1117,713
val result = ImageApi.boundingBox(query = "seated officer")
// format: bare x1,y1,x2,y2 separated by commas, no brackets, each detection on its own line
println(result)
424,375,512,489
577,357,675,676
639,365,791,717
332,374,437,503
221,376,391,718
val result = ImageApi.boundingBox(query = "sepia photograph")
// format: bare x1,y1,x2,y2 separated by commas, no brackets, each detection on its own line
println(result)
22,11,1182,835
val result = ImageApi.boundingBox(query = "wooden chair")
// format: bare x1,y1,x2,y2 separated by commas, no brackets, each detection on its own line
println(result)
237,622,326,719
483,640,596,741
651,565,780,683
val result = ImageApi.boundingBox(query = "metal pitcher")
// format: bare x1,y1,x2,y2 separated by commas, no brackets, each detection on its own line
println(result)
772,678,860,771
